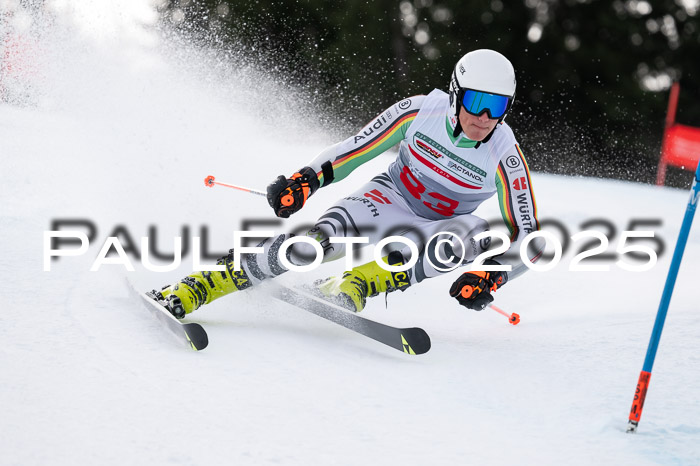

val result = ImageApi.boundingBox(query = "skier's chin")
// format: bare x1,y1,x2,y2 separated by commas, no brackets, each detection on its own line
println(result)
464,126,490,141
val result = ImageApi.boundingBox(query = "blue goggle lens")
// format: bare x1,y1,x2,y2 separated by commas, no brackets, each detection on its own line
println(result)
462,90,510,119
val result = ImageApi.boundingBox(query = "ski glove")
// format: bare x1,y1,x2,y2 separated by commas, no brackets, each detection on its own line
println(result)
449,260,508,311
267,166,320,218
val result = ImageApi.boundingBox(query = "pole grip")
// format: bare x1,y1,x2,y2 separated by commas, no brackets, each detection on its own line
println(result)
460,285,475,299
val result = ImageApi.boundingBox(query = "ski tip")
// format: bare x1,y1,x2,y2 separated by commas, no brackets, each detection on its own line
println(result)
183,323,209,351
401,329,431,355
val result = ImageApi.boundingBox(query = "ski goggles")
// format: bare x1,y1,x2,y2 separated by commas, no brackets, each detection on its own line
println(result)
461,89,511,119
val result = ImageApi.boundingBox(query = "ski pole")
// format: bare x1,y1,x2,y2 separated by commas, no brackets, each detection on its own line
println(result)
204,175,266,197
489,304,520,325
626,161,700,433
204,175,300,208
459,283,520,325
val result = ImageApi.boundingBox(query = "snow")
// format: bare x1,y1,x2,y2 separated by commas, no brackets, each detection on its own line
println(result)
2,2,700,465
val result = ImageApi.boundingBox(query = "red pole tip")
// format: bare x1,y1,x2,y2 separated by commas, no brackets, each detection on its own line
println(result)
205,175,215,187
509,313,520,325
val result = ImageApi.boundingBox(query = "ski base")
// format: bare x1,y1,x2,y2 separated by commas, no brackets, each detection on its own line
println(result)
271,285,431,355
126,279,208,351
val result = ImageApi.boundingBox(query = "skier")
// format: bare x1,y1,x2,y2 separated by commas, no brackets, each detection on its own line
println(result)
151,49,541,317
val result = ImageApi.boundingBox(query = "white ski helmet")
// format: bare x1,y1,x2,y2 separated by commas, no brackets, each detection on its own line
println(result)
449,49,516,122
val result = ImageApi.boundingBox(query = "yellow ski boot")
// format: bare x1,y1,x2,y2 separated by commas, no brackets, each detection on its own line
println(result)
316,251,410,312
152,250,252,318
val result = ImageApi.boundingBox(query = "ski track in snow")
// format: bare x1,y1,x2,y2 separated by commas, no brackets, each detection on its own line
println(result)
2,3,699,465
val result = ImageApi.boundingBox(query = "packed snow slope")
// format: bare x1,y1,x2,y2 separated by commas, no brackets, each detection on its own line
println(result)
1,3,699,465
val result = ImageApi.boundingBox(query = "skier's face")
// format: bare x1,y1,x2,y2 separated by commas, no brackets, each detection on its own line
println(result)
459,107,498,141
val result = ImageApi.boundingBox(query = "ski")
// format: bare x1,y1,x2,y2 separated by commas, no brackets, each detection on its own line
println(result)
270,285,431,355
125,279,208,351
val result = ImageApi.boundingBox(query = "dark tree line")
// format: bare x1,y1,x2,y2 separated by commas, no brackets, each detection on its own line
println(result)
160,0,700,187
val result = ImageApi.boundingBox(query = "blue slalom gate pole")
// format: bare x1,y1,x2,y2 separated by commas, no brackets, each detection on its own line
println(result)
627,162,700,433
